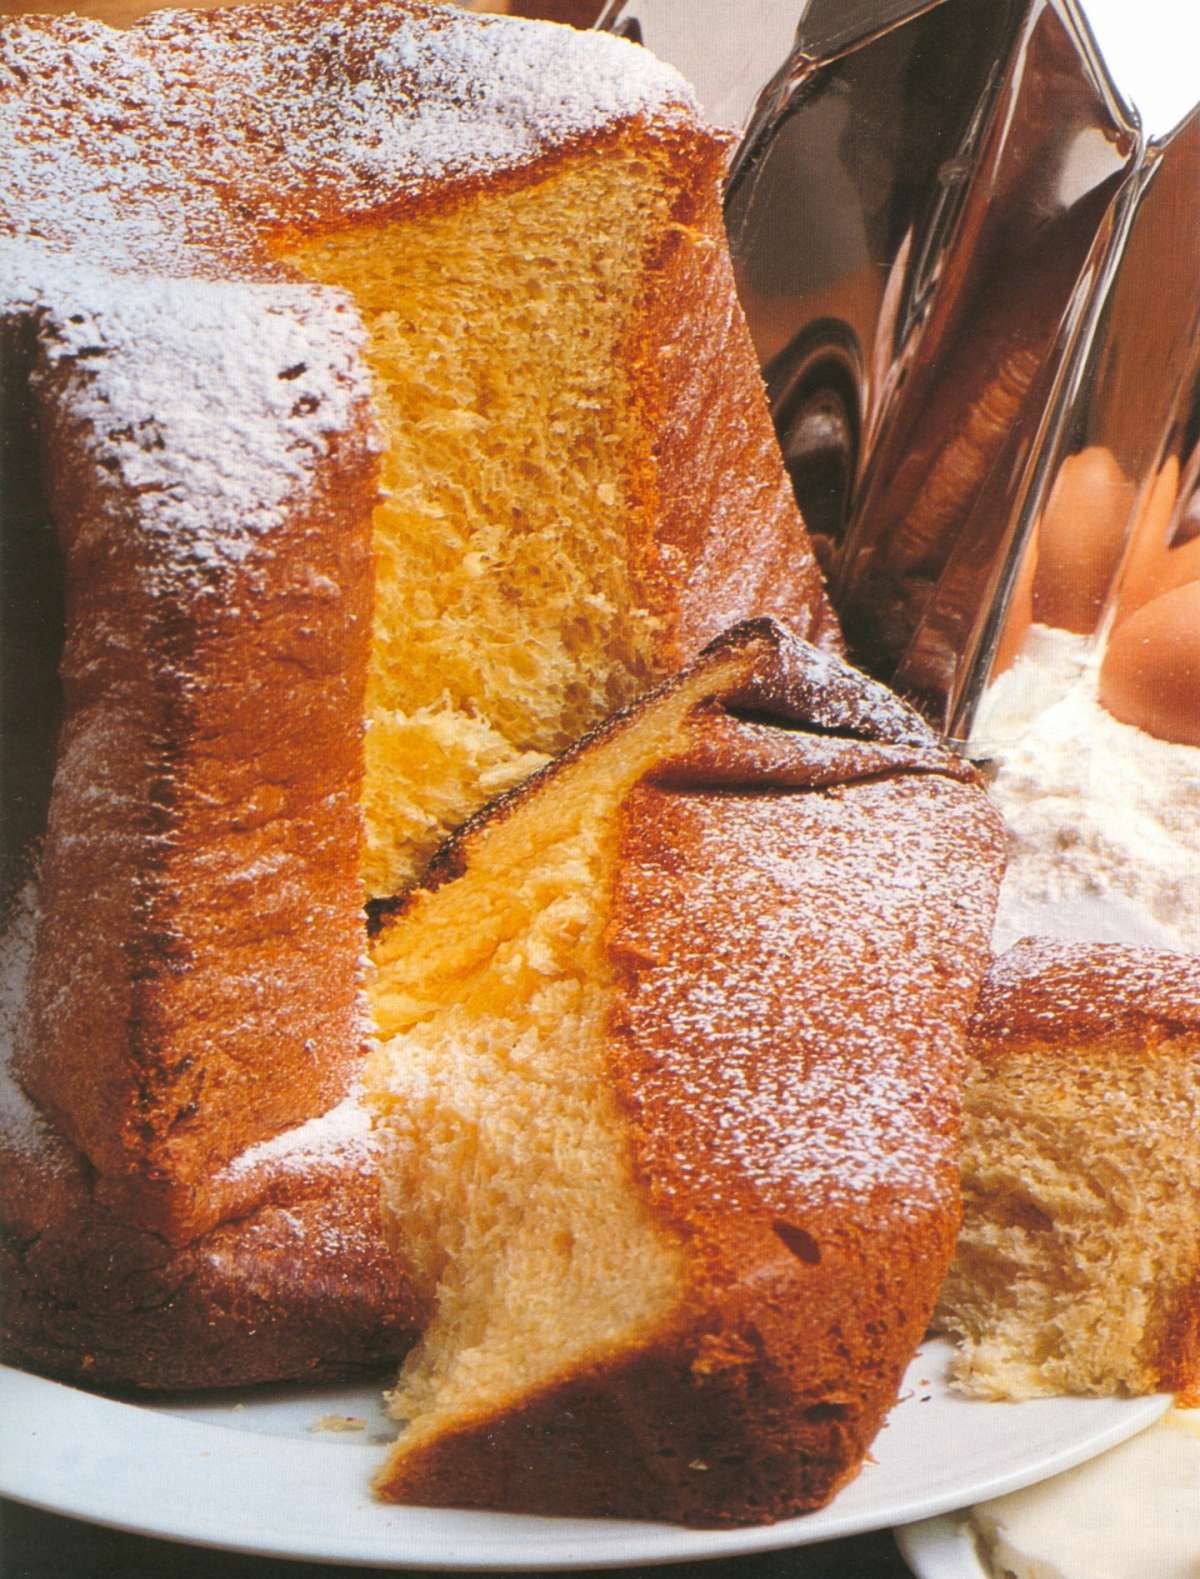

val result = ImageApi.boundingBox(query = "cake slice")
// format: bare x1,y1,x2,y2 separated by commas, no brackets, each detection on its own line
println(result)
2,0,839,1390
368,618,1005,1525
936,939,1200,1401
2,0,837,1256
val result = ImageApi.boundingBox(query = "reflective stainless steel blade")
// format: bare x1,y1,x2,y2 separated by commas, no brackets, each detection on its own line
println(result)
596,0,1196,750
722,0,1143,742
597,1,947,134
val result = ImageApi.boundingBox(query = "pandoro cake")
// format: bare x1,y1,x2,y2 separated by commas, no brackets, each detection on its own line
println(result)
368,619,1006,1525
936,939,1200,1402
0,0,836,1387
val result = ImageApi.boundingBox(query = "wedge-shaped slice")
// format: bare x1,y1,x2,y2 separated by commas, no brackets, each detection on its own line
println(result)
368,618,1005,1526
937,939,1200,1401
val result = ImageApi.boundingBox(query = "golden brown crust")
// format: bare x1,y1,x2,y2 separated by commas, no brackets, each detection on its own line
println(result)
994,942,1200,1402
972,938,1200,1048
629,154,842,664
374,622,1005,1524
599,780,1000,1522
0,1,708,277
0,1100,419,1391
372,615,965,928
1157,1263,1200,1404
11,295,378,1245
0,273,411,1383
373,1321,871,1526
499,1,605,24
2,0,838,1397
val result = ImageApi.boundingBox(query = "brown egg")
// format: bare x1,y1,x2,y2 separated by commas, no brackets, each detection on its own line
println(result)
1123,522,1200,610
1099,582,1200,747
1033,446,1134,633
1112,456,1181,623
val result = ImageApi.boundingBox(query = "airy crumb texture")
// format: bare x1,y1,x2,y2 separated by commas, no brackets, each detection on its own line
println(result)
275,148,678,894
368,620,1004,1525
936,940,1200,1400
1,0,724,902
368,664,698,1441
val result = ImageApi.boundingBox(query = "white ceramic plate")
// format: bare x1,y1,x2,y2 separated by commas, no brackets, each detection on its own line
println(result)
0,1339,1168,1571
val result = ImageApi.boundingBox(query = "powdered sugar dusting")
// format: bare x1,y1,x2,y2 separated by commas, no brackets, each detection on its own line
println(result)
0,886,52,1165
3,243,374,581
1,0,700,277
220,1083,371,1181
980,938,1200,1042
725,619,942,749
615,774,1004,1217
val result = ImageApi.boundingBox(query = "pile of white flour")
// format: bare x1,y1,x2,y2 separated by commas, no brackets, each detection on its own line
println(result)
976,627,1200,954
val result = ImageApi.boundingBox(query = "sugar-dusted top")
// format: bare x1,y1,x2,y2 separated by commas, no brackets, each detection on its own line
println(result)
220,1081,372,1181
605,623,1006,1220
977,938,1200,1043
0,889,57,1170
0,0,704,278
5,244,376,580
716,614,943,749
615,776,1006,1217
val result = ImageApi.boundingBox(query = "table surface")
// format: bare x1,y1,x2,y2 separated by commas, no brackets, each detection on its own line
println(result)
0,1500,917,1578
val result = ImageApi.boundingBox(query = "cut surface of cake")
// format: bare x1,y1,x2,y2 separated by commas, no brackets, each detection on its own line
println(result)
273,130,836,896
4,0,838,899
368,618,1005,1525
0,0,836,1387
935,939,1200,1401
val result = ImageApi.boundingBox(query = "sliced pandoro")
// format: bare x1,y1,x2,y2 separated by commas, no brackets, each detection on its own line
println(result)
1,0,839,1388
936,938,1200,1401
368,617,1005,1525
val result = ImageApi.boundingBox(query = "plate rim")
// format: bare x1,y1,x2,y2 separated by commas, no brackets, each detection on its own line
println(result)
0,1353,1170,1571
